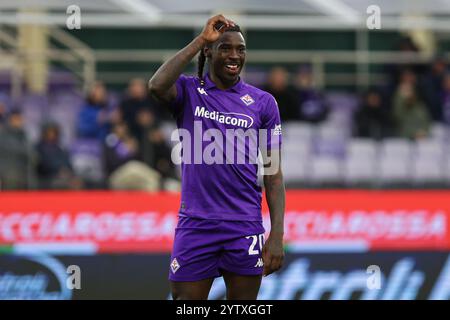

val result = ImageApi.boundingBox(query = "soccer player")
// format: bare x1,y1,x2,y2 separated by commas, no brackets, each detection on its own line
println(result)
149,14,285,300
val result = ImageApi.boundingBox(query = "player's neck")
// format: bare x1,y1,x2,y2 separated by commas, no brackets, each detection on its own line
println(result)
209,72,239,90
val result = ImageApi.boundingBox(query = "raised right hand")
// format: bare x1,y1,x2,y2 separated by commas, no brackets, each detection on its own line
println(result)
200,14,235,43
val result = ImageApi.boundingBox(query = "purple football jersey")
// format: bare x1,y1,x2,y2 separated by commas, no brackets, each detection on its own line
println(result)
172,73,282,221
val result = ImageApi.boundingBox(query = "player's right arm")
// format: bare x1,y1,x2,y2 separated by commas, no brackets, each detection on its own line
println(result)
148,14,234,104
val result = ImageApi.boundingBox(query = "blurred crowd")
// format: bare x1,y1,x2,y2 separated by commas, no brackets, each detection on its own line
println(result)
264,40,450,141
0,79,177,191
1,35,449,190
353,54,450,141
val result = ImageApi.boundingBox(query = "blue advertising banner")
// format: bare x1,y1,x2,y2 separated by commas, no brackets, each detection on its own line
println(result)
1,252,450,300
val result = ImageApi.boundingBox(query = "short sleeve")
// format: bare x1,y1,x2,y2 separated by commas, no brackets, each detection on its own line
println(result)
170,74,189,116
260,94,282,150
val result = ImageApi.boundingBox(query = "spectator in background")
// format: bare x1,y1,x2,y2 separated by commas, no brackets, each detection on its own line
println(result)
104,121,161,191
392,71,431,140
135,108,177,187
263,67,298,122
120,78,159,139
35,122,81,189
441,73,450,125
421,55,448,122
353,89,392,140
0,110,30,189
294,65,328,123
383,36,424,102
386,36,423,84
103,121,140,176
0,102,7,126
77,81,112,140
135,106,156,145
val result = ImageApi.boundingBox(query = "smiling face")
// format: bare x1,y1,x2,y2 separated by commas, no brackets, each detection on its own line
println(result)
205,31,246,86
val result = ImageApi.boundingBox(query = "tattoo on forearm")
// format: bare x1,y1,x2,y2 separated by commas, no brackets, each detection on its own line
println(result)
149,37,206,102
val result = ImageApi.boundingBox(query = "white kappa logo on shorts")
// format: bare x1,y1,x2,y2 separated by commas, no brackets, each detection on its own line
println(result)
171,258,180,273
254,258,264,268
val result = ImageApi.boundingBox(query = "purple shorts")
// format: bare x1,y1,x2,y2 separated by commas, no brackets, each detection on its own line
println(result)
169,216,266,282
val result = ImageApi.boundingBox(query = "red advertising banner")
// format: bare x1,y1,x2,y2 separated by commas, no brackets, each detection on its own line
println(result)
280,190,449,252
0,191,448,253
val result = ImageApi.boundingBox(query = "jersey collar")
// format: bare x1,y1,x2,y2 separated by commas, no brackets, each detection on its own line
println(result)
204,73,244,93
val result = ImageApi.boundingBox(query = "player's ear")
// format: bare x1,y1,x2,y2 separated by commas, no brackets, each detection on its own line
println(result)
204,46,212,58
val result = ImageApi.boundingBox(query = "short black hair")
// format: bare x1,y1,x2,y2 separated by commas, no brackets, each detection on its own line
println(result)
197,24,242,86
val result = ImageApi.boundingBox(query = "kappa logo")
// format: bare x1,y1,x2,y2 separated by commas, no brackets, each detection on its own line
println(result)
170,258,180,273
240,94,255,106
197,87,208,96
255,258,264,268
273,124,282,136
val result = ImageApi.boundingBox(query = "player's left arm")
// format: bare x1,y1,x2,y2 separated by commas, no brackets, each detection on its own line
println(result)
262,149,285,276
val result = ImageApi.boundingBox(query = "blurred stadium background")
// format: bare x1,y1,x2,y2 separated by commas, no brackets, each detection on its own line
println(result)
1,0,450,299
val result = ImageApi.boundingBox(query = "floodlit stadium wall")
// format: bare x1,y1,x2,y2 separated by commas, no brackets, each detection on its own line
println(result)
0,191,449,300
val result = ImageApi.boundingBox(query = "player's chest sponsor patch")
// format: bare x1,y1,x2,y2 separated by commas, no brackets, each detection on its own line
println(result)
194,105,254,128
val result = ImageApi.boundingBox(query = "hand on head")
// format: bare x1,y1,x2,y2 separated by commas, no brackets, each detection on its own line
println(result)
200,14,236,43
